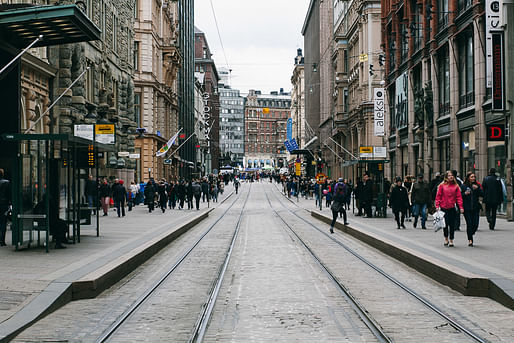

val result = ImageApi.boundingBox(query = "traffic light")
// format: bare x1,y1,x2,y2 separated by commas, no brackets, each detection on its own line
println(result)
426,3,433,21
369,64,374,76
378,54,385,66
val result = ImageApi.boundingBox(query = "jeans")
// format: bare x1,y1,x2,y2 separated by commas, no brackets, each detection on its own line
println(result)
115,200,125,217
464,209,480,241
412,204,427,227
442,207,457,240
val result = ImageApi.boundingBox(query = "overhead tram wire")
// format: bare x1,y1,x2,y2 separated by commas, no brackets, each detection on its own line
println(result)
209,0,230,70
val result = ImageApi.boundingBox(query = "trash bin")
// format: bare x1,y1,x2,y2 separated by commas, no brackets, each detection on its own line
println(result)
376,193,387,218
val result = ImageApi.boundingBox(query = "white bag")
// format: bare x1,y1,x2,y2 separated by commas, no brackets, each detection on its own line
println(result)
433,210,446,232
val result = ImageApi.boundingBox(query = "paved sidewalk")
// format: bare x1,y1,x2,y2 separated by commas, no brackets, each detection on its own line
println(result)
0,184,236,342
277,185,514,311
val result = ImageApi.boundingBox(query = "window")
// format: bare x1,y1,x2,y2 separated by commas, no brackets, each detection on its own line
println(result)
458,33,474,108
134,42,140,70
134,92,141,127
85,61,94,102
438,46,450,115
458,0,472,15
134,0,139,19
412,2,423,52
203,47,208,59
438,0,449,28
112,13,117,52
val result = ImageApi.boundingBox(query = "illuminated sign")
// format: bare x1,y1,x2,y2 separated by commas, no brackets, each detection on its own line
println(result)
373,88,385,136
88,144,95,167
492,33,504,111
487,124,505,141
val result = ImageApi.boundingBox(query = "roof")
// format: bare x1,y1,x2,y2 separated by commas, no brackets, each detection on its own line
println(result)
0,4,100,49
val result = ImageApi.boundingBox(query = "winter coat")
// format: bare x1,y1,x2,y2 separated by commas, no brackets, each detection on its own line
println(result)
112,184,127,202
389,185,409,212
411,181,431,205
360,180,373,203
192,182,202,197
482,174,503,206
144,183,156,200
99,183,111,198
461,183,483,212
435,183,463,210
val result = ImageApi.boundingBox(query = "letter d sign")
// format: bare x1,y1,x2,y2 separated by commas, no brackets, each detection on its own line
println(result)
487,124,505,141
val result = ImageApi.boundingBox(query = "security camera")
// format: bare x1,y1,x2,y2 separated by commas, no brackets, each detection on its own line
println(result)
136,127,146,137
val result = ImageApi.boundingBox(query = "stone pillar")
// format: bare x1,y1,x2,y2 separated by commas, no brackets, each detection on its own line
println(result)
448,37,460,172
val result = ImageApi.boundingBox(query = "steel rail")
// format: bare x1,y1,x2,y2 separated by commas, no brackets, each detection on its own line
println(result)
263,189,393,343
271,183,489,343
189,183,252,343
95,187,245,343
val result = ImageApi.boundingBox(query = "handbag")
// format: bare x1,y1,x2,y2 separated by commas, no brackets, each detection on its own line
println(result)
330,201,341,212
433,210,445,232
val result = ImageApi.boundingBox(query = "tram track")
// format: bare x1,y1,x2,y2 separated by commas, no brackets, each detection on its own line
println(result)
94,184,252,343
266,184,490,343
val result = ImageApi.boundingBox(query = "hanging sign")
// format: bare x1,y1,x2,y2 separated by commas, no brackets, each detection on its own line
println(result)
487,124,505,141
95,124,115,144
492,33,504,111
373,88,385,136
486,0,504,88
74,124,94,141
286,118,293,141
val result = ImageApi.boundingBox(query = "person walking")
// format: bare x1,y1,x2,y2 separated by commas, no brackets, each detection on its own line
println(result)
482,168,503,230
144,180,156,213
234,178,240,194
461,172,483,246
192,180,202,210
354,177,363,215
167,180,176,209
361,173,373,218
411,173,431,229
157,179,168,213
187,180,194,210
201,178,209,202
176,180,186,209
402,175,413,222
329,185,347,233
211,183,218,203
99,178,111,216
435,171,464,247
128,181,139,211
390,176,409,229
0,169,11,246
84,175,97,215
112,179,127,217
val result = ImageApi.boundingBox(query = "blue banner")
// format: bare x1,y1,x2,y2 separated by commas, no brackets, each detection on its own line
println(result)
284,140,293,152
290,138,299,151
286,118,293,141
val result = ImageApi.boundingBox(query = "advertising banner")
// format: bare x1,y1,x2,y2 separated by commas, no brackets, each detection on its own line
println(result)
373,88,385,136
95,124,115,144
286,118,293,141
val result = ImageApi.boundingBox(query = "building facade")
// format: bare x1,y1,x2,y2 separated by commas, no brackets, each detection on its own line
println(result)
218,84,245,168
134,0,181,182
194,26,220,172
382,0,511,215
244,90,291,170
291,48,306,150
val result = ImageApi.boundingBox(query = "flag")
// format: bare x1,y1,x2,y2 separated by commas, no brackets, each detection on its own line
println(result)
156,128,182,157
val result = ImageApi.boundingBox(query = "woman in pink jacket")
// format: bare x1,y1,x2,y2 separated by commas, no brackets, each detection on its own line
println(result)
435,170,464,247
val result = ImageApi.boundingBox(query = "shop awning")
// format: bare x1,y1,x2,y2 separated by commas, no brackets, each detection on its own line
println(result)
1,133,115,151
0,4,101,49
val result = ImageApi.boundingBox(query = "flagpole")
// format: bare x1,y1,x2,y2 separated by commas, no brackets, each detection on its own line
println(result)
167,131,197,158
0,35,43,77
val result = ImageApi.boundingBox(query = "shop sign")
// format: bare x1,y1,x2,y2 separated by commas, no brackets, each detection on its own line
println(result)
118,152,130,157
359,146,373,158
129,153,140,159
486,0,503,87
487,124,505,141
374,146,387,158
492,33,504,111
295,162,301,176
286,118,293,141
95,124,115,144
74,124,94,141
373,88,385,136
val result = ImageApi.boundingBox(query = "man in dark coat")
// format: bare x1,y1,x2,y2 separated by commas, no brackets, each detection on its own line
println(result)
192,180,202,210
411,174,431,229
201,178,209,202
112,179,127,217
482,168,503,230
354,177,363,215
361,174,373,218
390,176,410,229
84,175,97,215
144,180,156,213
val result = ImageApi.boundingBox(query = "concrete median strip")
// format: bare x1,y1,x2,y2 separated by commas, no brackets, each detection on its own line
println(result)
0,209,213,343
310,211,514,310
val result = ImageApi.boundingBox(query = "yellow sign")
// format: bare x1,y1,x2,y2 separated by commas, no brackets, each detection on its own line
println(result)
262,107,270,114
359,146,373,153
295,162,301,176
359,54,368,62
316,173,327,184
95,124,114,134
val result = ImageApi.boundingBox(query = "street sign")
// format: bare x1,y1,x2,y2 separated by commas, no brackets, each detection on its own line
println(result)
359,146,373,158
295,162,301,176
95,124,115,144
316,173,327,184
163,159,172,165
359,54,368,62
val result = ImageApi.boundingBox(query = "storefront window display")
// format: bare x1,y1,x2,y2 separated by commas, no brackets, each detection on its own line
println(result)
488,142,507,214
460,130,475,177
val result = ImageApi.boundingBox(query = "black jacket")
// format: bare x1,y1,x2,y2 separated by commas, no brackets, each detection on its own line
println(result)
390,185,409,212
360,180,373,203
112,184,127,202
0,178,11,206
411,181,431,205
461,183,483,212
99,183,111,198
482,174,503,206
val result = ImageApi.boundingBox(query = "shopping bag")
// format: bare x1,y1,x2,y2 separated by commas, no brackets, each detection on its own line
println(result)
433,210,445,232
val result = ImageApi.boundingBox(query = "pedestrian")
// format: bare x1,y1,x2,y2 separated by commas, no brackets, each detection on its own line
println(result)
0,168,11,246
329,184,347,233
402,175,413,222
211,183,218,203
452,170,463,231
157,179,168,213
411,173,430,229
176,179,186,209
354,177,363,215
390,176,409,229
234,178,240,194
345,179,353,210
144,180,156,213
84,175,97,215
482,168,503,230
435,170,464,247
461,172,483,247
201,178,209,202
167,180,176,209
192,179,202,210
112,179,127,217
128,181,139,211
99,178,111,216
187,180,194,209
361,173,373,218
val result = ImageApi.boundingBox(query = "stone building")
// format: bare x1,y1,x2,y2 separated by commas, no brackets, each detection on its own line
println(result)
134,0,181,182
194,77,210,176
382,0,511,215
291,48,306,150
194,26,220,172
244,90,290,170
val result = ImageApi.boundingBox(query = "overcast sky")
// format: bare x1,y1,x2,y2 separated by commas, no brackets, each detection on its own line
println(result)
194,0,310,95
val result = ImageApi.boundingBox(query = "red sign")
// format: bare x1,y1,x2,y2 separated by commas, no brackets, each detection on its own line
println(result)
487,124,505,141
195,144,201,148
492,33,504,111
179,133,186,139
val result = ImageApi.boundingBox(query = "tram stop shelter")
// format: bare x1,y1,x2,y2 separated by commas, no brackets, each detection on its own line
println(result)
0,4,101,252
